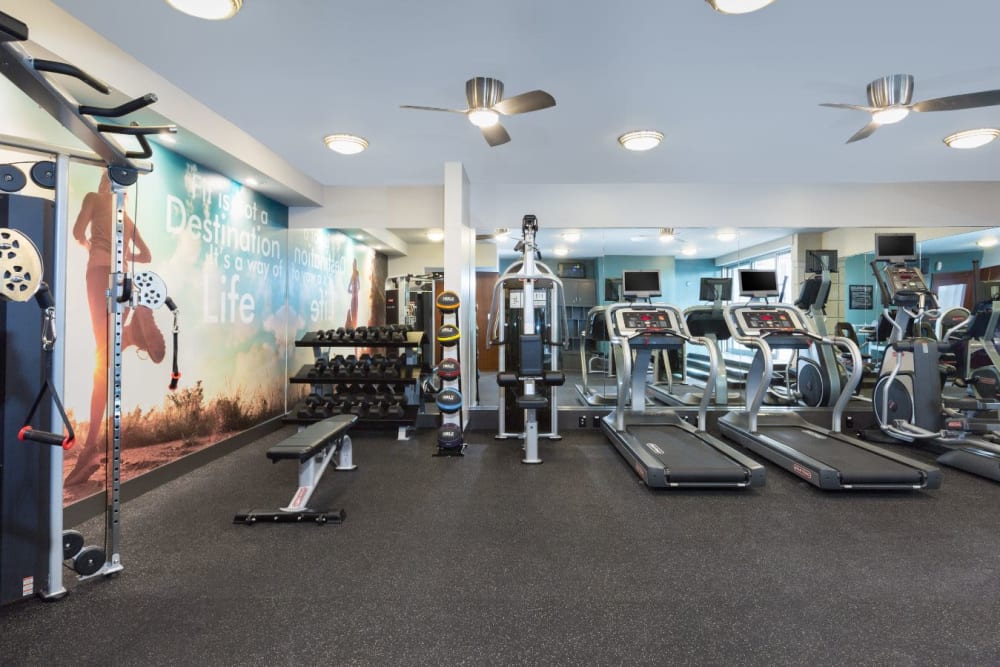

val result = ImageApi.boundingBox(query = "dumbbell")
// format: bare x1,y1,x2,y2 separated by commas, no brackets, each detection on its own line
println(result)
380,400,406,419
351,359,371,378
307,359,328,378
354,326,369,341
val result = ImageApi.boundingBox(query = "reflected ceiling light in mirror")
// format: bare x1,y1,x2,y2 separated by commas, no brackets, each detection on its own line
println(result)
659,228,676,243
324,134,368,155
244,177,258,187
165,0,242,20
717,229,737,242
494,228,510,241
157,132,176,144
553,246,569,256
943,128,1000,150
618,130,664,152
705,0,776,14
427,229,444,242
561,231,581,242
680,245,697,256
977,237,998,248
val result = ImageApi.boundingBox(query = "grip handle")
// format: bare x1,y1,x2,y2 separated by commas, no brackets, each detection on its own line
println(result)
18,426,74,450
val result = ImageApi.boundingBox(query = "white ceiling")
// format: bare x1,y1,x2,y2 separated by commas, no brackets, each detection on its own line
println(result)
45,0,1000,190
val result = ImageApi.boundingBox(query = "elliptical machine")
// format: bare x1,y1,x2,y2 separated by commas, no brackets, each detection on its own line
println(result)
486,215,568,463
870,234,1000,482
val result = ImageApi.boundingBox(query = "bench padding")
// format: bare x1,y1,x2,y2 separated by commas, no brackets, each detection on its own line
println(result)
267,415,357,463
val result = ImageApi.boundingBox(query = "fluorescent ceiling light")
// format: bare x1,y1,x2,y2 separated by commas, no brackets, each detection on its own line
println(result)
681,245,697,256
468,108,499,128
618,130,664,152
943,128,1000,150
717,230,737,241
659,228,675,243
165,0,242,20
324,134,368,155
977,237,998,248
427,229,445,242
871,107,909,125
553,246,569,257
705,0,776,14
561,232,581,242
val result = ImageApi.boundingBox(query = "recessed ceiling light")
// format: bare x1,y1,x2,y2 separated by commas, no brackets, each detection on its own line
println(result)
157,132,176,145
659,228,675,243
324,134,368,155
681,246,697,256
427,229,444,242
561,232,581,242
244,177,258,187
468,108,500,128
705,0,776,14
165,0,242,20
871,107,909,125
717,230,737,241
977,237,998,248
618,130,664,152
944,128,1000,150
353,234,365,241
553,246,569,257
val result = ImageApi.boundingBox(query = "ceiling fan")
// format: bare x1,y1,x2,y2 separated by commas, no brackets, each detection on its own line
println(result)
401,76,556,147
821,74,1000,143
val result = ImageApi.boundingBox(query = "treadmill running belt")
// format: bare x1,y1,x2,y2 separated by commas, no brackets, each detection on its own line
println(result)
627,426,748,483
761,426,923,485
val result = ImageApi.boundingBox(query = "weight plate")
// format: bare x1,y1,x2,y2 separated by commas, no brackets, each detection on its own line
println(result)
62,530,85,560
0,227,43,302
436,387,463,414
73,545,106,576
132,270,168,309
29,161,56,189
0,164,26,192
437,357,461,380
436,290,460,312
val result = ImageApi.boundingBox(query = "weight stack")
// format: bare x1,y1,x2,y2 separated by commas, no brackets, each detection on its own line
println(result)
434,290,464,456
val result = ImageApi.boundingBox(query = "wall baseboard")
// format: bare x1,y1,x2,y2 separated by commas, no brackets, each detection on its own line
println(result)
64,417,286,527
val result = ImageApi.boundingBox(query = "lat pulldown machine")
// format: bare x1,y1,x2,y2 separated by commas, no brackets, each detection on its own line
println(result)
487,215,568,463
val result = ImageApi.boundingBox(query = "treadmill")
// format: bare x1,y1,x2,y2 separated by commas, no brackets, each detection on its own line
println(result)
717,297,942,491
576,306,617,406
649,308,741,407
600,302,765,488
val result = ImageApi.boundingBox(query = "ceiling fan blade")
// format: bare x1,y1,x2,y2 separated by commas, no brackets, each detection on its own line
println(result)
911,89,1000,113
820,102,877,112
482,123,511,147
846,121,880,143
400,105,468,114
494,90,556,115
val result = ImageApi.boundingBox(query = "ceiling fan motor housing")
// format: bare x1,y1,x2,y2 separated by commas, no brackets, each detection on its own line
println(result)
867,74,914,107
466,77,504,108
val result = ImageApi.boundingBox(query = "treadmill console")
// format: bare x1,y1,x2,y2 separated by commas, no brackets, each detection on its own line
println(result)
730,305,812,346
883,264,929,296
611,305,686,341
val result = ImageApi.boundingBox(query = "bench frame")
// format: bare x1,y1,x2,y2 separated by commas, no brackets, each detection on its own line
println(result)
234,416,357,525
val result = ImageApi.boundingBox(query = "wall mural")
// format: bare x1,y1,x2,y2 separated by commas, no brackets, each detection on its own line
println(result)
48,146,386,503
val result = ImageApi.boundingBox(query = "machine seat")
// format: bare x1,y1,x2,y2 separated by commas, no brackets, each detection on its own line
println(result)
516,395,549,410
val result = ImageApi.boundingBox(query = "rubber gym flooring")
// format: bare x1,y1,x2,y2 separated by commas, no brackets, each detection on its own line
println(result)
2,425,1000,666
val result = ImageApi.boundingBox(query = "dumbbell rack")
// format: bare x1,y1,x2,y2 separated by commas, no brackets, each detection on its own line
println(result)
287,326,426,428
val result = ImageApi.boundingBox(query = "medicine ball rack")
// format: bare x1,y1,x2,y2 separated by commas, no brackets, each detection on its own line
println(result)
287,325,428,428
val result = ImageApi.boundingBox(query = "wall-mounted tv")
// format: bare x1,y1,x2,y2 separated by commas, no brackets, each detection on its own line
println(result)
699,277,732,302
738,270,779,298
622,270,661,299
875,233,917,263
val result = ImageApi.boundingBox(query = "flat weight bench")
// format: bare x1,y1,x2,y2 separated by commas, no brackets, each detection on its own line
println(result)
234,415,358,525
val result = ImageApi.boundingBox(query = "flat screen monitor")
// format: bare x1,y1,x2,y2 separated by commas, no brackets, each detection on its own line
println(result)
739,270,779,298
875,233,917,263
699,277,732,302
805,249,839,274
622,270,661,299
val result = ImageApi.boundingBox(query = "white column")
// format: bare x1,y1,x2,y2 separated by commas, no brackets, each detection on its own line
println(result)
443,162,475,427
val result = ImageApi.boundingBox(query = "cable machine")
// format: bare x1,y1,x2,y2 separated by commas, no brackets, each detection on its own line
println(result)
0,9,176,597
487,215,568,463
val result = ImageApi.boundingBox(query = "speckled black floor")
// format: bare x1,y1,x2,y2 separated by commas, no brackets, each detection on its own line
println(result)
3,425,1000,666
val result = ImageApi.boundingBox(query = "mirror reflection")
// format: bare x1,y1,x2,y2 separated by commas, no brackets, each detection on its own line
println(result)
472,226,997,410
